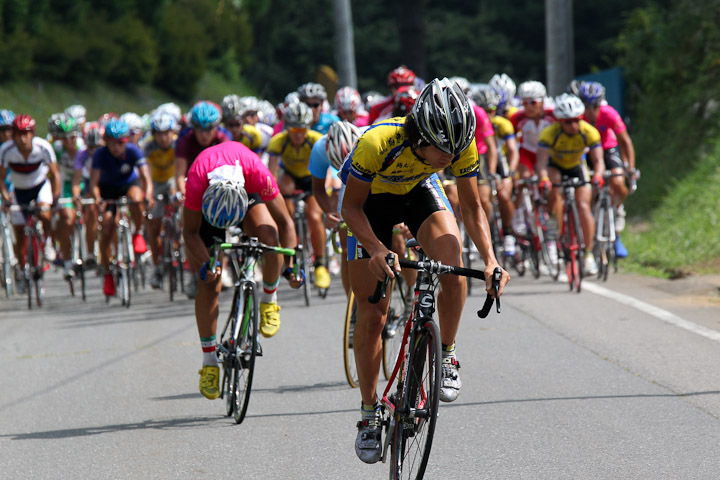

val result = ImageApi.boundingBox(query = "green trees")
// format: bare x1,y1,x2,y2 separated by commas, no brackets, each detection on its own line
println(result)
0,0,252,99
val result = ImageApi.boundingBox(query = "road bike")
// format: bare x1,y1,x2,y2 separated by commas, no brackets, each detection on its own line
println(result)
371,243,501,479
554,177,586,292
150,194,185,301
211,236,295,424
103,197,139,307
58,197,95,301
10,203,47,309
0,197,16,297
287,191,314,305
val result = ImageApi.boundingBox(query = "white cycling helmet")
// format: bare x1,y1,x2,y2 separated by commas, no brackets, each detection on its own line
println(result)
489,74,516,98
257,100,278,126
202,179,249,228
238,96,260,117
326,120,362,170
120,112,144,133
64,104,87,124
334,86,362,113
471,84,502,110
518,81,547,100
553,93,585,119
297,82,327,101
155,102,182,123
449,76,471,95
412,77,476,156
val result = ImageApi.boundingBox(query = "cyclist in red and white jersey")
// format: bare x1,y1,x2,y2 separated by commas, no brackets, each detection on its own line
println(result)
367,65,416,124
0,115,61,271
334,86,370,127
511,81,556,175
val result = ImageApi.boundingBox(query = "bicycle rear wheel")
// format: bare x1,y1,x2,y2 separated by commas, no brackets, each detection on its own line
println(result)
2,228,14,297
119,228,132,307
460,223,473,295
163,227,176,301
343,291,359,388
25,235,35,310
390,319,441,480
383,277,409,381
296,223,311,306
232,283,258,424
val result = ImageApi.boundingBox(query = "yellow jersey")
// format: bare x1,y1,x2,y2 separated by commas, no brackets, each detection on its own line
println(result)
267,129,323,178
537,120,601,170
237,124,263,151
142,136,176,183
343,117,478,195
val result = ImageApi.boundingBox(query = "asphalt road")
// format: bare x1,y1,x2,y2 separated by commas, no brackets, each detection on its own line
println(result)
1,266,720,479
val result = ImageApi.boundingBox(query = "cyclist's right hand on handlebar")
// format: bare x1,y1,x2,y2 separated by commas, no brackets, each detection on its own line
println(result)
324,212,342,230
369,249,399,281
484,263,510,298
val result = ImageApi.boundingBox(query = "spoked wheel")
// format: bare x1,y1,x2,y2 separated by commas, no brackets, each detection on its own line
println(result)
35,270,44,308
390,319,441,480
343,291,359,388
383,277,409,381
575,248,584,293
527,235,540,279
222,295,241,417
232,284,258,424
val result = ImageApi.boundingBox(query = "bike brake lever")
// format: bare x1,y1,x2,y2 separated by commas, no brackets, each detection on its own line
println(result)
493,267,502,313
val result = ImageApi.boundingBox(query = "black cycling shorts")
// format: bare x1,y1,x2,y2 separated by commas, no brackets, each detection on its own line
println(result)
280,170,313,194
346,175,452,261
603,147,624,171
548,161,590,183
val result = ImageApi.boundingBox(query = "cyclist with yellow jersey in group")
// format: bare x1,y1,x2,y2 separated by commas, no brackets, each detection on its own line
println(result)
267,102,330,292
341,78,510,464
473,84,521,258
489,73,519,120
536,93,605,276
141,111,178,289
220,95,263,151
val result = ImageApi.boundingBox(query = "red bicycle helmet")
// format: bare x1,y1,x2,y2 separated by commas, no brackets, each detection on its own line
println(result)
393,85,419,115
387,65,417,89
12,114,36,132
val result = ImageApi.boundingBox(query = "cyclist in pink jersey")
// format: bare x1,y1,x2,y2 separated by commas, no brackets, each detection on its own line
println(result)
571,81,637,257
183,141,302,399
472,102,498,221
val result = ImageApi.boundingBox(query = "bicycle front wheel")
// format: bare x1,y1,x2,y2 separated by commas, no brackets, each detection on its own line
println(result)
343,291,359,388
233,283,258,424
383,277,409,381
390,319,441,480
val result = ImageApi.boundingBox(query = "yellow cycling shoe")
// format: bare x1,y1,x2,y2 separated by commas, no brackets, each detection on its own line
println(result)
314,265,331,290
259,302,281,338
198,365,220,400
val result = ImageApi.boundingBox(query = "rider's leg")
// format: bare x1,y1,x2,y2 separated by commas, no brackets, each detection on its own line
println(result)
57,207,74,262
576,185,594,252
99,210,116,272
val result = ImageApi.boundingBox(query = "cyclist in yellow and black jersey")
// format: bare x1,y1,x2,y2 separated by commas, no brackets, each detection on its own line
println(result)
341,78,509,465
536,93,604,275
267,102,330,291
141,111,178,289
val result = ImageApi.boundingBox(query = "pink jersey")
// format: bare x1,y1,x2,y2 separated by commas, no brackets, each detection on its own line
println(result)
273,122,284,136
185,141,279,212
354,113,370,127
588,104,626,150
473,105,494,155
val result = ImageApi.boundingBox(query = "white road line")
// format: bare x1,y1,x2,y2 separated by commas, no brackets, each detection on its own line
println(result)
581,280,720,343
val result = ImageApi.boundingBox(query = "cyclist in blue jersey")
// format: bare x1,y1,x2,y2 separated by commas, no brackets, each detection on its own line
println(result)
89,119,153,297
297,83,339,135
0,110,14,193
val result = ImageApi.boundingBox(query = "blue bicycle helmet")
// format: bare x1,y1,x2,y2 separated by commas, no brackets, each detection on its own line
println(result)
577,81,606,107
104,119,130,139
202,179,249,228
190,101,221,129
0,110,15,127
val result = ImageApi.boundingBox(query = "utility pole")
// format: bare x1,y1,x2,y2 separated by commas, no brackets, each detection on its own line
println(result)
333,0,357,89
545,0,574,96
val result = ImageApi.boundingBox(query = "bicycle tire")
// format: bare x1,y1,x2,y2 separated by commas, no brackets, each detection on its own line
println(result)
26,235,35,310
222,287,242,417
163,226,176,301
571,201,584,293
526,234,540,279
296,220,311,306
460,223,473,295
390,318,441,480
383,277,409,381
2,223,14,297
343,291,359,388
76,221,87,302
119,228,132,307
233,282,258,424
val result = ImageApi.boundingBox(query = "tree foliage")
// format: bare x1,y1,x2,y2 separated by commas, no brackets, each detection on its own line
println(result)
0,0,253,99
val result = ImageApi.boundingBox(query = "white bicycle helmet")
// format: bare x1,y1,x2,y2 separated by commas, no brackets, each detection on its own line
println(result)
553,93,585,119
238,96,260,117
326,120,362,170
489,74,516,98
449,76,471,95
202,179,249,228
64,104,87,124
411,77,476,156
257,100,278,126
518,81,547,100
334,86,362,113
120,112,144,133
155,102,182,123
283,102,313,129
471,84,502,110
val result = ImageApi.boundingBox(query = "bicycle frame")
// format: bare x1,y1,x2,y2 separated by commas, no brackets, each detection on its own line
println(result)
557,177,586,292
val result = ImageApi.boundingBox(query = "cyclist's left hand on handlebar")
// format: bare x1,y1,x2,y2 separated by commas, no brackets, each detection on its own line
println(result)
484,263,510,298
199,260,221,282
369,249,399,282
324,212,342,230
